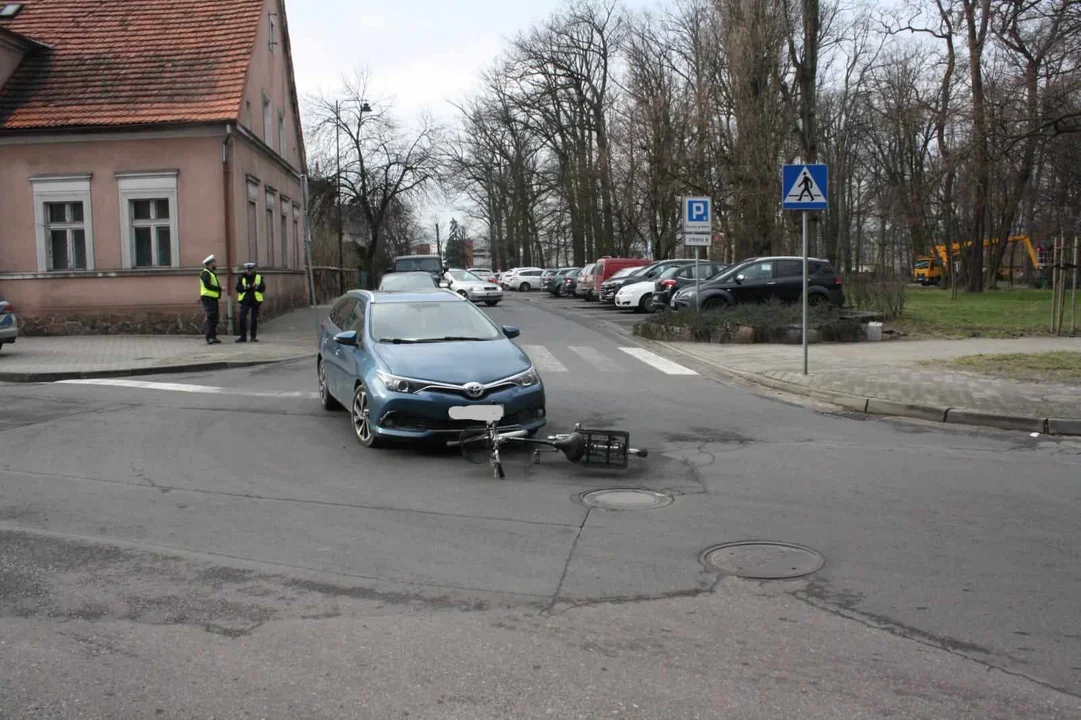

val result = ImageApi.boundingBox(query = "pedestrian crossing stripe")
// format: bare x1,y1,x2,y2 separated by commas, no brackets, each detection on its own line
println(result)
618,347,699,376
568,345,627,372
520,345,569,373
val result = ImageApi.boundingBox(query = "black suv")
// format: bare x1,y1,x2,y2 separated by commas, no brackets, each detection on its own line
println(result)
599,259,696,304
671,256,845,311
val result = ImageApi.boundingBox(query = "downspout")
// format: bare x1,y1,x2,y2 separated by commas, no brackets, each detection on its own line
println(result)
222,124,236,335
302,174,317,306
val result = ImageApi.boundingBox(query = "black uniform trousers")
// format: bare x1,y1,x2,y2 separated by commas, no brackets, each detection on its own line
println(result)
238,301,261,340
201,298,220,341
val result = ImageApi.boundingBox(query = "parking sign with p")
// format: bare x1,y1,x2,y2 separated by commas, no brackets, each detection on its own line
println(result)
682,196,712,234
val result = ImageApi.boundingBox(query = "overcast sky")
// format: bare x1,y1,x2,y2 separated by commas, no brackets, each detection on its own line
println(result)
283,0,652,231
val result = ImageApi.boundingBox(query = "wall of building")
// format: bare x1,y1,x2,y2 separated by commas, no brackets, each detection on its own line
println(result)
0,128,308,335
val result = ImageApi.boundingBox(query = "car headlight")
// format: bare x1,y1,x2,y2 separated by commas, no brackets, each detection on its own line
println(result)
508,366,540,387
376,370,424,394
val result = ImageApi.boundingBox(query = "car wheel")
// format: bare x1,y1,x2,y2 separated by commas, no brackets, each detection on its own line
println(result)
318,359,342,411
637,293,657,313
519,282,531,292
457,290,469,299
484,300,499,306
702,297,725,311
808,293,828,307
351,384,382,448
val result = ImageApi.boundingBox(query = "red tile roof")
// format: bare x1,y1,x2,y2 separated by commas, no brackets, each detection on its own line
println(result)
0,0,264,131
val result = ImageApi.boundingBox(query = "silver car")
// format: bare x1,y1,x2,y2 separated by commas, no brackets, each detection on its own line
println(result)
0,296,18,352
443,269,504,306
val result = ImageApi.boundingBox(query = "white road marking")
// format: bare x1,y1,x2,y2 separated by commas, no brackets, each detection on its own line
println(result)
568,345,625,372
520,345,569,373
618,347,699,376
58,378,318,399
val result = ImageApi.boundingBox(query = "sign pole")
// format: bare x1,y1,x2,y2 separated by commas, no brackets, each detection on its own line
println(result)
802,211,809,375
695,247,701,311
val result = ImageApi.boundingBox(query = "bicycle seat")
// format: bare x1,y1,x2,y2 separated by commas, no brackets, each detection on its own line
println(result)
552,432,586,463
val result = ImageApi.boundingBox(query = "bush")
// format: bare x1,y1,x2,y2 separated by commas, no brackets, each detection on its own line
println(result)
641,300,863,343
843,275,907,320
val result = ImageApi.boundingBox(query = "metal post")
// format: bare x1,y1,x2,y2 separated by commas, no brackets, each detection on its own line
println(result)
1057,236,1068,336
335,100,344,297
695,247,701,311
802,211,809,375
1051,238,1059,334
1071,236,1078,335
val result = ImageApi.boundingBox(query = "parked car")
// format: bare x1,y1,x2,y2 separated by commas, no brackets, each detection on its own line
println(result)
548,267,581,297
443,269,504,306
574,263,599,299
499,267,542,289
468,267,498,284
377,272,440,292
651,262,727,310
505,268,545,292
598,266,650,303
614,278,662,312
600,259,697,303
393,254,444,282
0,296,17,352
538,269,563,292
587,257,649,299
316,290,546,447
671,256,845,311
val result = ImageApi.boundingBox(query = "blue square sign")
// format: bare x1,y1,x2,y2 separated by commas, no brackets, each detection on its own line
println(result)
683,196,711,233
782,164,828,211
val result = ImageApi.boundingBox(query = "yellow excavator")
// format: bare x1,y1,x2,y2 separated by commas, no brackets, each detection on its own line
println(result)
913,236,1042,285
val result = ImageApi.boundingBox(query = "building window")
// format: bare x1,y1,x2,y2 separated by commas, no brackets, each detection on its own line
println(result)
46,202,87,271
245,100,253,129
262,93,272,149
268,13,276,53
280,199,289,269
117,171,179,270
278,111,286,160
246,180,260,264
130,199,172,267
31,174,94,272
265,190,276,267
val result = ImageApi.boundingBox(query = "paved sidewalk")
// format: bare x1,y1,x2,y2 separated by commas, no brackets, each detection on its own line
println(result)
658,337,1081,434
0,306,326,381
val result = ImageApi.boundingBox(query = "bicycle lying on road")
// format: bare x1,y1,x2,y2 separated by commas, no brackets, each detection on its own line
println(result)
447,404,648,479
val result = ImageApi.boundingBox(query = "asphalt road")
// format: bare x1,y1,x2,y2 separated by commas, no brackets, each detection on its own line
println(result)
1,292,1079,718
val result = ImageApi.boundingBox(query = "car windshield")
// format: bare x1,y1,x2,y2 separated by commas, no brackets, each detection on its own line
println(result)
914,260,929,269
449,269,483,282
379,273,436,291
610,267,637,280
395,257,442,273
373,301,503,343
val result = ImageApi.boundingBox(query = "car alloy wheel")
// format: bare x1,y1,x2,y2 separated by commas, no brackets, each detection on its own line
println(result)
351,385,381,447
519,282,531,292
318,359,341,410
808,293,827,307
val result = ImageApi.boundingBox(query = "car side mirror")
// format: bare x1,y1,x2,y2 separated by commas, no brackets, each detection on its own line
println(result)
735,275,745,284
502,325,520,339
439,280,450,288
334,330,359,347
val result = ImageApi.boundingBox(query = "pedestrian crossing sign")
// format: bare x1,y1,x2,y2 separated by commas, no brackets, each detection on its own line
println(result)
782,164,828,211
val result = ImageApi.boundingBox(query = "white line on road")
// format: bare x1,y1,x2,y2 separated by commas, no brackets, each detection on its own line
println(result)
618,347,699,376
58,378,319,399
520,345,569,373
568,345,626,372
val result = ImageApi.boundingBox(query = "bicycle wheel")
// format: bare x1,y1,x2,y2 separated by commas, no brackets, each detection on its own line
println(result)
458,428,493,464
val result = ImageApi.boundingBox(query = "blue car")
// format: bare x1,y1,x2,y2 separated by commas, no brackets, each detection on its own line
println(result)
316,290,546,447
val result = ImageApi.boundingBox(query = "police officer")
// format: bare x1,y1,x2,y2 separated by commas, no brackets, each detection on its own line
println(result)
235,262,266,343
199,255,222,344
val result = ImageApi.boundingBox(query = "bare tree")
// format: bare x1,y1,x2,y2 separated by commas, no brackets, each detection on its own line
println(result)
308,73,441,288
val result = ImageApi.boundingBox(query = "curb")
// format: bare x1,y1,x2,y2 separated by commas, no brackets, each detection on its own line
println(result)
648,341,1078,437
0,354,310,383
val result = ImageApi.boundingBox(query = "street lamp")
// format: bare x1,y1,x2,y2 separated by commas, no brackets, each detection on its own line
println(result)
336,100,372,295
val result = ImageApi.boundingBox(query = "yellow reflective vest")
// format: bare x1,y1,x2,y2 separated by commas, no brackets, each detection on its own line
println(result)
200,269,221,299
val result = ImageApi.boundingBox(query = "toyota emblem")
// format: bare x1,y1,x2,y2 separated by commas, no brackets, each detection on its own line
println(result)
464,382,484,398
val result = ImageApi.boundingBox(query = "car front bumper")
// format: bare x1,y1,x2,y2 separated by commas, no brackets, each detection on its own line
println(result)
0,314,17,342
467,289,503,302
370,381,546,440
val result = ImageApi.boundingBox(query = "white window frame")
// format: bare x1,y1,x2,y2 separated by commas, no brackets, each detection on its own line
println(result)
293,204,301,269
268,13,276,53
31,174,94,272
265,189,276,267
279,196,290,269
246,179,260,265
117,171,180,270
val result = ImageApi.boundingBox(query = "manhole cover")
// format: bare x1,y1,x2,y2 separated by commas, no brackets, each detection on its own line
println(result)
578,488,673,511
701,541,824,579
